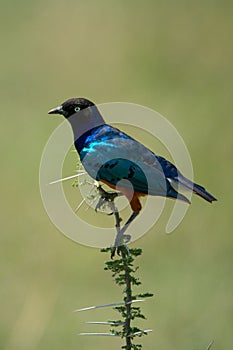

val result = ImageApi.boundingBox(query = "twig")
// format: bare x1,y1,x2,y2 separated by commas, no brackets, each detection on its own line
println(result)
122,247,133,349
101,195,153,349
108,199,134,348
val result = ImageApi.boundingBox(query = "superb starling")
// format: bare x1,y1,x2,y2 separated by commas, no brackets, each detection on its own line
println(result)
48,98,217,247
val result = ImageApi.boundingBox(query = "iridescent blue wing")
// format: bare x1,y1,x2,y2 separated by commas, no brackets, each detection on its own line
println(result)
77,125,215,203
79,125,167,196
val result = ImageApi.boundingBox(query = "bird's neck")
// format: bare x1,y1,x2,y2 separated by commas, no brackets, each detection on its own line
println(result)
68,106,105,142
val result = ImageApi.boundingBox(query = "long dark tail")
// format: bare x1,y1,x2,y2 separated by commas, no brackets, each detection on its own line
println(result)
178,176,217,203
192,183,217,203
157,156,217,203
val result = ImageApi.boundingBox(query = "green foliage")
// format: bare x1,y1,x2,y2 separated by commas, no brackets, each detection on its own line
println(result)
101,248,153,349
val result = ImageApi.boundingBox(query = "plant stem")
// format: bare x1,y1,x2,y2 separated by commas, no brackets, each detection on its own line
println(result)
99,186,153,349
121,249,133,349
111,200,133,349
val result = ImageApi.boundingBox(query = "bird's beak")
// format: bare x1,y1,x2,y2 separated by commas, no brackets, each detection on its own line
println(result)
48,105,63,115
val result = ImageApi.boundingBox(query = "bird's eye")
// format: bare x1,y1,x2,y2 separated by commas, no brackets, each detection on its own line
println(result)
74,106,81,112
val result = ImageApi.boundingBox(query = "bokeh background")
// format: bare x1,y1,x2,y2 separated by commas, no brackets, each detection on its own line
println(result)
1,1,232,349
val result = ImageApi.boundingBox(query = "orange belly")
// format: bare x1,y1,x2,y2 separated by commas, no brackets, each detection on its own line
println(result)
101,179,146,212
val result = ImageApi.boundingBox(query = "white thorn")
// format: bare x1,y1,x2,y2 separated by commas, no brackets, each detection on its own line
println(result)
132,329,153,336
205,340,214,350
79,332,120,337
49,173,86,185
86,321,124,326
75,198,86,213
74,299,144,312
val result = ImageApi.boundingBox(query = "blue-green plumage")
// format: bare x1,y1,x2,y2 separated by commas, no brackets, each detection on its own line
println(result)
74,124,215,204
48,97,217,253
48,97,217,208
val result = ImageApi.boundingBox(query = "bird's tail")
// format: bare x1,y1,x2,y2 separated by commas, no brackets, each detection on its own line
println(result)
177,176,217,203
192,183,217,203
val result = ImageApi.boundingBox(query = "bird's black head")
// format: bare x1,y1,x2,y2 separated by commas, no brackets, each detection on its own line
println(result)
48,97,95,118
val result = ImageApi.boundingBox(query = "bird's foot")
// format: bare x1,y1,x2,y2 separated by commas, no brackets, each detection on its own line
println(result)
111,245,131,259
94,185,119,213
111,234,131,259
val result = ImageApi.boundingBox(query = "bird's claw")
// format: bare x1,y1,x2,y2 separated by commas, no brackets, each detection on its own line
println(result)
110,246,122,259
110,234,131,259
111,245,131,259
94,185,119,212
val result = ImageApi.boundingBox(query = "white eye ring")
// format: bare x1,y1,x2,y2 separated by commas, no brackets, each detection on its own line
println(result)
74,106,81,112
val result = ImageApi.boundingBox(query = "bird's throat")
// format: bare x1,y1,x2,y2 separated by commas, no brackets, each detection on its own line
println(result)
68,107,105,142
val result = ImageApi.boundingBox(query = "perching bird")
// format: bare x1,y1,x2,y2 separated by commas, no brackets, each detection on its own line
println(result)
48,97,217,249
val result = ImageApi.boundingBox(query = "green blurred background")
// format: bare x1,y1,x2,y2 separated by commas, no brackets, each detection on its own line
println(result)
1,0,232,349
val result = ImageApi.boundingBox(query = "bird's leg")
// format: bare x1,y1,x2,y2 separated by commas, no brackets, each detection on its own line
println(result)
94,183,139,258
108,198,124,258
112,211,140,258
